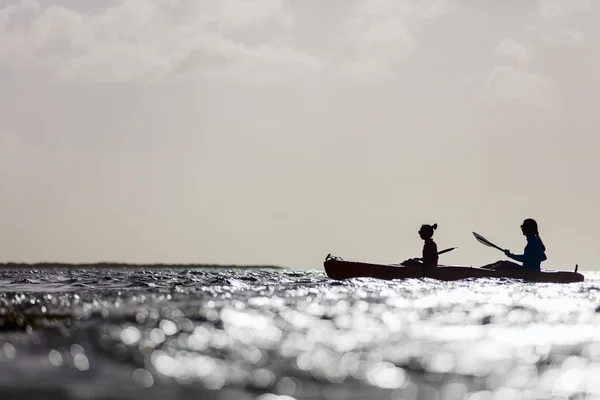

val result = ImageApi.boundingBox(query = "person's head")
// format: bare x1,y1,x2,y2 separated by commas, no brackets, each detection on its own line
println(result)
419,223,437,240
521,218,539,237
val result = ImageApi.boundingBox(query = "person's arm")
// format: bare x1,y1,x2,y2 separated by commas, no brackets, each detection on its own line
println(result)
505,241,532,263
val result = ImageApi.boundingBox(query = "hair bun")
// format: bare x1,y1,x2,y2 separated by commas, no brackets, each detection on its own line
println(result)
432,223,438,230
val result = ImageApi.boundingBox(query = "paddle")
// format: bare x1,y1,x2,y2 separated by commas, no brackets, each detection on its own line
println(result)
436,247,458,257
472,232,505,253
414,247,457,261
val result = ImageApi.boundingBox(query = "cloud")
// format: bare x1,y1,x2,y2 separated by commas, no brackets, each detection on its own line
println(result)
482,65,554,106
216,0,295,28
358,0,449,20
495,38,531,62
537,0,590,19
542,28,585,45
0,0,320,84
358,20,417,64
532,0,588,46
483,36,554,106
339,20,416,83
339,59,394,84
535,26,585,45
482,1,589,106
338,0,449,83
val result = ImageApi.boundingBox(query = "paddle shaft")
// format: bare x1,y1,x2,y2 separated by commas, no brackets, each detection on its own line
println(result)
489,243,505,252
437,247,457,256
416,247,456,261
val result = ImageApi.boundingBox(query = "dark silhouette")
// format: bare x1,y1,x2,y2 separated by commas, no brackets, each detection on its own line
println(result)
484,218,547,271
402,223,439,267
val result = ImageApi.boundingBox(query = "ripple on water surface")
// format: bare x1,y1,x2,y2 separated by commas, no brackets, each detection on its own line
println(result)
1,267,600,400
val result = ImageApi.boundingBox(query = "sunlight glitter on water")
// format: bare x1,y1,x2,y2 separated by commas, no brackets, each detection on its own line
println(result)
0,267,599,399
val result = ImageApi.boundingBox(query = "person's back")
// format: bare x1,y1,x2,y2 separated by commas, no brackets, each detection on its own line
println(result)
420,224,439,267
422,237,438,267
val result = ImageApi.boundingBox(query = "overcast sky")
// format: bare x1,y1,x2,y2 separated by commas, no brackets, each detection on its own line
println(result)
1,0,599,270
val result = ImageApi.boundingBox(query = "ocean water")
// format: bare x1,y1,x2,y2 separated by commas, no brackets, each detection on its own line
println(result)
1,266,600,400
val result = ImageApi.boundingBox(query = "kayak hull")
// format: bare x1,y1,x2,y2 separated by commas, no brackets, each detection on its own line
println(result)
324,258,584,283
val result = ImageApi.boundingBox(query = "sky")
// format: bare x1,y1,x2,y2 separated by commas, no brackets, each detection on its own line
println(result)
1,0,599,270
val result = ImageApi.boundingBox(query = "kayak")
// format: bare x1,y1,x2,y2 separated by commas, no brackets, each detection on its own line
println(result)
323,255,584,283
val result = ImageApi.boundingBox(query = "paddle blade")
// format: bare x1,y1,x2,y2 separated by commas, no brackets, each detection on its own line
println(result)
473,232,492,247
472,232,504,252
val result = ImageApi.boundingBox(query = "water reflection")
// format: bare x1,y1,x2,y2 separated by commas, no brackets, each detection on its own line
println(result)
0,267,597,399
